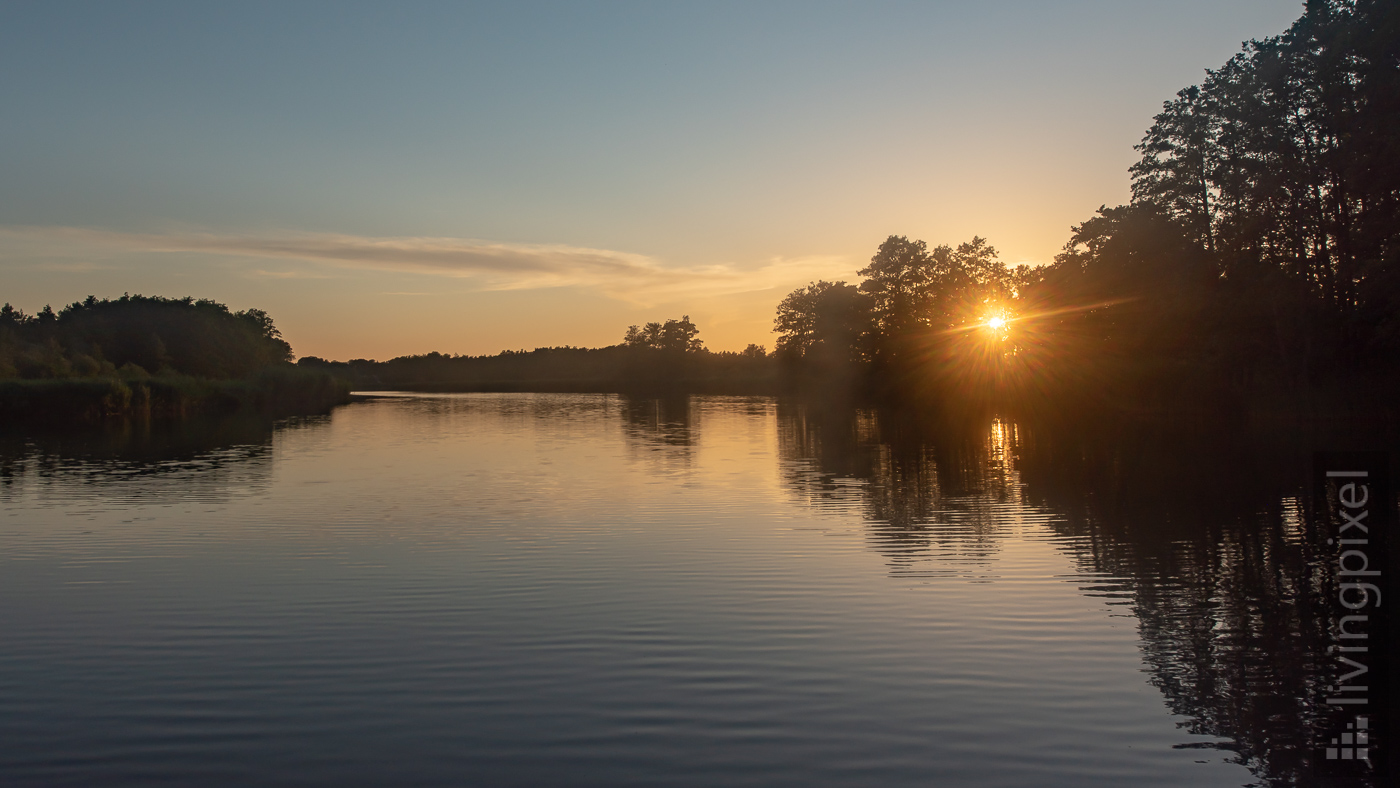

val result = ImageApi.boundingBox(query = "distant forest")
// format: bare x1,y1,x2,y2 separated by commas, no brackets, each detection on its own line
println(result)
6,1,1395,419
303,1,1399,416
298,316,776,395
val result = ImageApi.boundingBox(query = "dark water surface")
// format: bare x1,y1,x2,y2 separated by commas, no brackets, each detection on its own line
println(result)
0,394,1382,786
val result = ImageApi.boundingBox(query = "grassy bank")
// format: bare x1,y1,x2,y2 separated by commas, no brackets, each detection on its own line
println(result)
0,366,351,424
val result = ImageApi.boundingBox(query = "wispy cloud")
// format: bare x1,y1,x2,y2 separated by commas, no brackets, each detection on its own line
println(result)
0,226,854,304
31,260,115,273
248,268,332,280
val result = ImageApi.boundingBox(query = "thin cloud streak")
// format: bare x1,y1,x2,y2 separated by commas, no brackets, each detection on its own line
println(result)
0,226,854,304
248,268,332,280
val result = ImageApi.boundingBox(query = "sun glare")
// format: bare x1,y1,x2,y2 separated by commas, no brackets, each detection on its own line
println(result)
987,315,1006,330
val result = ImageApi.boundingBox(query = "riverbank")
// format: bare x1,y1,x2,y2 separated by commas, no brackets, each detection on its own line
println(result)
0,367,351,424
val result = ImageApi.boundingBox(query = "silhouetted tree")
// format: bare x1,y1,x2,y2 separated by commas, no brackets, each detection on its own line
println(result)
623,316,704,353
1128,0,1398,325
773,280,870,362
858,236,934,341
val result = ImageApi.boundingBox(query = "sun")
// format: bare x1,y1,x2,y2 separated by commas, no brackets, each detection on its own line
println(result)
978,311,1012,340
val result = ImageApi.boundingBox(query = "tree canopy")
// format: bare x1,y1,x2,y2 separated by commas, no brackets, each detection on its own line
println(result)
0,294,293,380
623,316,705,353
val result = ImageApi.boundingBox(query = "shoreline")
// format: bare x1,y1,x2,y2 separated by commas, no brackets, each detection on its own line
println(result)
0,368,351,424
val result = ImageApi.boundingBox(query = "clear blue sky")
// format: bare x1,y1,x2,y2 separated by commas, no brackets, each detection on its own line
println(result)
0,1,1305,358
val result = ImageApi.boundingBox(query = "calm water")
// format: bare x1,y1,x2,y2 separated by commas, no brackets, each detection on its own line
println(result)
0,394,1379,786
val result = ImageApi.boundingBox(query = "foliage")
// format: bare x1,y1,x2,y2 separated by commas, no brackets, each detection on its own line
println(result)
0,294,292,381
774,281,870,361
1127,0,1399,326
0,295,346,422
623,316,704,353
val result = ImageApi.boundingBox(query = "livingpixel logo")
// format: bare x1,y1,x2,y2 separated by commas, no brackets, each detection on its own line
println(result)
1316,453,1391,778
1327,716,1369,761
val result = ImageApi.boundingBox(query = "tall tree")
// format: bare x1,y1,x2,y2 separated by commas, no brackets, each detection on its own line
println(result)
773,280,870,361
858,236,935,340
1130,85,1219,258
623,316,704,353
1128,0,1399,318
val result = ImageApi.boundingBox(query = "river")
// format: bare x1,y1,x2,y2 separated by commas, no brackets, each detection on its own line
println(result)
0,393,1382,786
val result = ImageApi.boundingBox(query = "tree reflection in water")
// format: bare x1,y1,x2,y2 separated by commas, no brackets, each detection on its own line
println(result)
0,415,286,506
779,402,1032,577
620,395,697,449
777,401,1386,788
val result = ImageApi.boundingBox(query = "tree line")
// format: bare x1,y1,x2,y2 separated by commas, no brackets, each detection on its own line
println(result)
299,318,772,394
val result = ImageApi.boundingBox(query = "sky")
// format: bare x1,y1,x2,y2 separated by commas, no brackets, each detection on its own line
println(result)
0,0,1305,359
